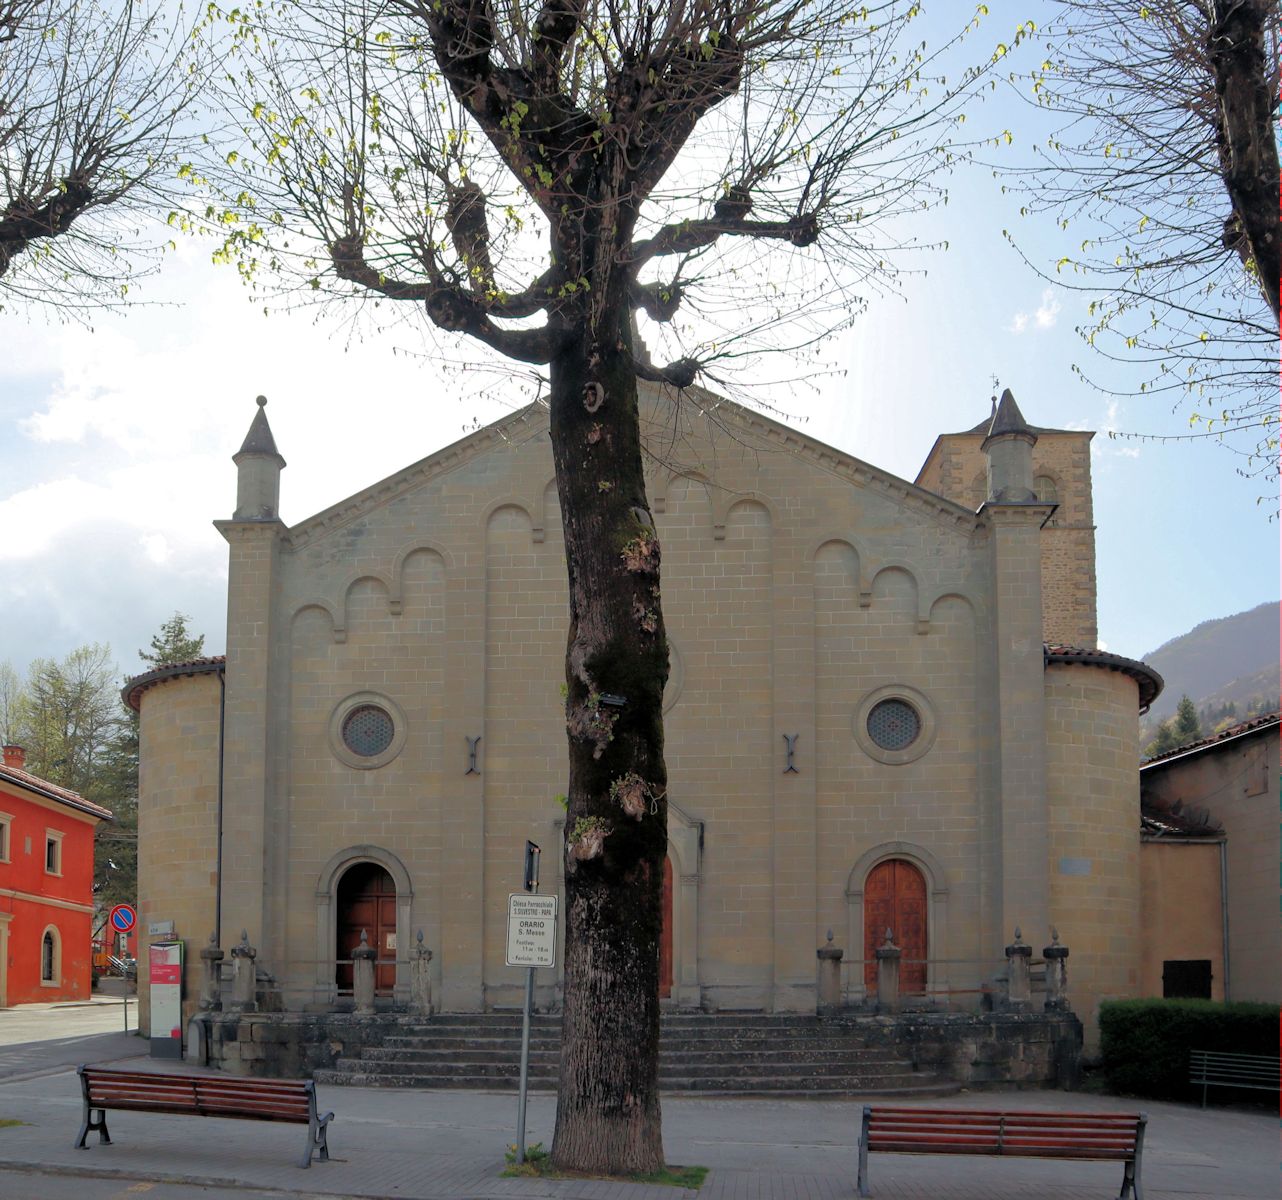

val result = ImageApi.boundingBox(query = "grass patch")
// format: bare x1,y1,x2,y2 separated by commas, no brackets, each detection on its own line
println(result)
503,1144,707,1188
0,1119,26,1130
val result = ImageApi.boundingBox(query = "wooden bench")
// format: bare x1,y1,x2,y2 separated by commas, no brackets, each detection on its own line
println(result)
75,1066,334,1168
857,1105,1146,1199
1190,1049,1278,1108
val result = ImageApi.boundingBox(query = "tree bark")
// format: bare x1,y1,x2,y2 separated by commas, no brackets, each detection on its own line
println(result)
546,283,669,1175
1208,0,1281,321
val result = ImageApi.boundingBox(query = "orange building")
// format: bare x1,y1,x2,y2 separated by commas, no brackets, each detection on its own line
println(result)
0,745,112,1006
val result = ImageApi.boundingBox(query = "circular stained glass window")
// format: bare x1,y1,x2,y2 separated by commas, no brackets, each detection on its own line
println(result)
341,705,395,758
866,699,921,752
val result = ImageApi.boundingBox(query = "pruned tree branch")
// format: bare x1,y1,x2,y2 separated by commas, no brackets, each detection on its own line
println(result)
0,0,210,313
1208,0,1281,320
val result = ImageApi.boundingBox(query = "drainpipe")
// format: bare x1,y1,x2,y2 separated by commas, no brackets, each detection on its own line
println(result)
1218,839,1230,1001
215,668,227,947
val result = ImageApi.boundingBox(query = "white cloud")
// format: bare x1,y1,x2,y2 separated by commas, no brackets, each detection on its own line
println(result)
1008,287,1062,335
1034,288,1061,329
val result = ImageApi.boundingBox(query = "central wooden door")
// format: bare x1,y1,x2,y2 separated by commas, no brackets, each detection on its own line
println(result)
863,858,927,995
336,862,397,994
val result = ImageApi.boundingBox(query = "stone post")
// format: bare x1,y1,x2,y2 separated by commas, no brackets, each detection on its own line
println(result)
875,928,901,1014
1043,928,1070,1012
816,929,843,1014
410,930,434,1017
199,932,224,1011
230,930,257,1012
352,929,377,1015
1004,927,1032,1010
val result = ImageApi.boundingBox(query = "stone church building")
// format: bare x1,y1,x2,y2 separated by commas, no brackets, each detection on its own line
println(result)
127,385,1160,1047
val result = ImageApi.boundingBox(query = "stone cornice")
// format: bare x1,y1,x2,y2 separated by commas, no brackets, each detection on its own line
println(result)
671,390,979,536
286,407,549,551
0,886,95,915
978,501,1058,529
280,386,986,552
214,518,290,545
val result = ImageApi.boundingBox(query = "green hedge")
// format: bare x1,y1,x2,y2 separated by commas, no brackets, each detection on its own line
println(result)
1099,999,1277,1102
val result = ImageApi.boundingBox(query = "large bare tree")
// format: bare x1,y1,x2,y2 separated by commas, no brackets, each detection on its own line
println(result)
0,0,207,312
202,0,1009,1172
1005,0,1280,472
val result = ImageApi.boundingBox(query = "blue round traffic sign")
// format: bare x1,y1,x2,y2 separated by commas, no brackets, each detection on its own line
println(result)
109,904,137,933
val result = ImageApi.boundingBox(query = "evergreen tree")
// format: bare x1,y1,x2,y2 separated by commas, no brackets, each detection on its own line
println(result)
1145,720,1179,759
1173,695,1202,744
141,613,206,667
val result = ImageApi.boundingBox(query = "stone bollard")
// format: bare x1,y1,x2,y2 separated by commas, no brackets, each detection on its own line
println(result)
230,930,258,1012
1043,928,1070,1012
1004,927,1032,1010
199,932,224,1011
352,929,378,1015
410,930,434,1017
816,929,844,1013
875,928,901,1014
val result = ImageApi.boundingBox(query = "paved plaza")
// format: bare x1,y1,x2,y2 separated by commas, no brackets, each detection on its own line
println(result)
0,1001,1273,1200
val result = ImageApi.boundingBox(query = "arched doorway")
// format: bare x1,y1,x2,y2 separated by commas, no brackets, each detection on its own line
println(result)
336,862,397,994
863,859,927,995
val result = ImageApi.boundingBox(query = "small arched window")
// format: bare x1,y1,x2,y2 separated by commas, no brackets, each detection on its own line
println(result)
41,927,59,984
1034,474,1058,504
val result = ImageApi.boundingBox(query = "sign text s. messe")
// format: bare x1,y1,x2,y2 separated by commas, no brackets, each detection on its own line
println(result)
505,894,557,968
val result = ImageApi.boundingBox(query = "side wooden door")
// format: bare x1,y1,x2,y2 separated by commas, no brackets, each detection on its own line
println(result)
863,859,928,995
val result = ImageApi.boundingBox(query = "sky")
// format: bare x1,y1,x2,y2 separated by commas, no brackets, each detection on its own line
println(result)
0,2,1276,686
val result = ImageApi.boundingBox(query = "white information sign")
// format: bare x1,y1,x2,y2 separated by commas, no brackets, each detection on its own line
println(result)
506,894,558,968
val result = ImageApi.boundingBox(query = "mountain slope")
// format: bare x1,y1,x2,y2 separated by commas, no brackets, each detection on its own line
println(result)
1139,601,1279,729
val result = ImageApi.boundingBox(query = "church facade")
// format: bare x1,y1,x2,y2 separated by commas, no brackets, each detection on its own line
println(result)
128,386,1159,1046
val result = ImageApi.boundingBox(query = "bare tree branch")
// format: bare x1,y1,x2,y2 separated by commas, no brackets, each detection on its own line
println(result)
0,0,213,313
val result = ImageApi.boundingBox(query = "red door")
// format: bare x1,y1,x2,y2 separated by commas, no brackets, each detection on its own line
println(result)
336,863,397,994
863,859,927,995
659,857,673,999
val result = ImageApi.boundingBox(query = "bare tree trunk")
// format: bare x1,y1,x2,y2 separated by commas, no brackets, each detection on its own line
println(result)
547,289,668,1175
1209,0,1281,321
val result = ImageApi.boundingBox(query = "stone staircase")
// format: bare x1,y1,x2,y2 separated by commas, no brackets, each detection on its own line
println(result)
314,1012,957,1097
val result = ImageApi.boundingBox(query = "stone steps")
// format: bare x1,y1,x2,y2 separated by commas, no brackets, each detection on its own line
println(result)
314,1012,956,1097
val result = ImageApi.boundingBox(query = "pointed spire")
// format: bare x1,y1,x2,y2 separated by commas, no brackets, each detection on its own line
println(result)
984,388,1033,443
981,388,1039,503
232,395,286,520
236,395,285,463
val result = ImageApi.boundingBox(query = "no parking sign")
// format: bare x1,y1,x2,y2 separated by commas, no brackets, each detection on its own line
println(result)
108,904,137,934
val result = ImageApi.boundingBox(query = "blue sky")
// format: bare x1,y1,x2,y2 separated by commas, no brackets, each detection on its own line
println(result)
0,2,1275,681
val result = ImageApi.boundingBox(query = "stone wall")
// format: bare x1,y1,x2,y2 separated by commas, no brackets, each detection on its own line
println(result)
193,1011,395,1078
915,427,1097,648
855,1011,1083,1090
136,670,222,1036
1044,663,1141,1050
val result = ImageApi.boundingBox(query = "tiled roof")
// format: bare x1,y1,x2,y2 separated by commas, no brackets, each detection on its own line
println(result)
1044,644,1164,712
0,764,113,821
1141,710,1280,769
1140,810,1223,838
123,656,226,712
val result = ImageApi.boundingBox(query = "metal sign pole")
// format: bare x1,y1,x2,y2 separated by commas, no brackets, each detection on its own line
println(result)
515,842,540,1165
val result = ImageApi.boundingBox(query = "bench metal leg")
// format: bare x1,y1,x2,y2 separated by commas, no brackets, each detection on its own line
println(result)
1121,1112,1147,1200
301,1109,334,1168
856,1105,871,1197
74,1105,110,1149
